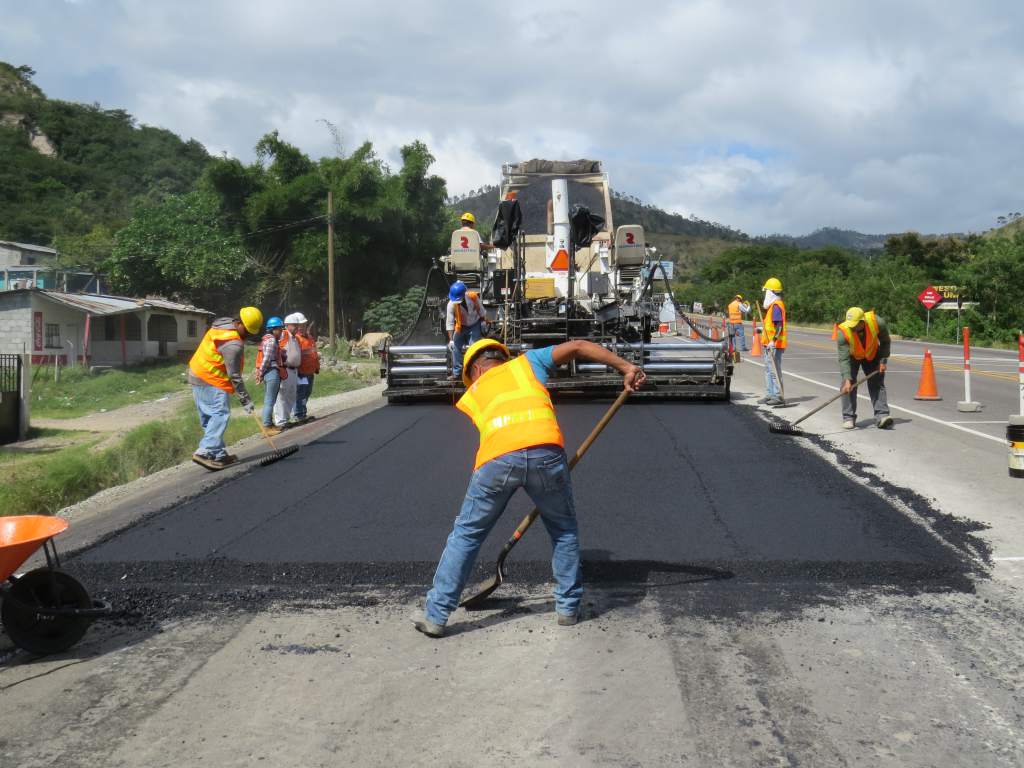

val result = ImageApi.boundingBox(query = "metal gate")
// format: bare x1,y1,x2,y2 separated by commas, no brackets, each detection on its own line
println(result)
0,354,23,444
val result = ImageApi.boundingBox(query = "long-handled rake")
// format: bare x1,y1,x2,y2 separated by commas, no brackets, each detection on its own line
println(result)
460,387,632,609
251,413,300,466
768,369,880,436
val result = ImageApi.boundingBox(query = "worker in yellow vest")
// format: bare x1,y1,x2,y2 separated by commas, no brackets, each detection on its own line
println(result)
837,307,893,429
727,294,751,351
188,307,263,470
759,277,787,407
413,338,645,637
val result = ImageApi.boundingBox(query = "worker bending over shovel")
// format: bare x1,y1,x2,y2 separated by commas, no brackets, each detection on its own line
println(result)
413,339,645,638
837,307,893,429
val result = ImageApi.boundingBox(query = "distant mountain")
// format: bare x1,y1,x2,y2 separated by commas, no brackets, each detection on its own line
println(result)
760,227,892,252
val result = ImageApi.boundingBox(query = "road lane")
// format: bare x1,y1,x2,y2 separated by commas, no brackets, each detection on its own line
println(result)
79,400,968,591
771,326,1021,442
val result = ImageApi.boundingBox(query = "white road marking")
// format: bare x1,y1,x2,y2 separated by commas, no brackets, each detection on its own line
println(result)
993,557,1024,562
746,358,1005,444
948,421,1009,425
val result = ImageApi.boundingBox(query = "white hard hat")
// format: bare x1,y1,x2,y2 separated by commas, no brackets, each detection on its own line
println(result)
284,312,307,324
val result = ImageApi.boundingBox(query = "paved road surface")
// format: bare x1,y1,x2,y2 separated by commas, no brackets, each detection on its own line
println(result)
3,388,1022,767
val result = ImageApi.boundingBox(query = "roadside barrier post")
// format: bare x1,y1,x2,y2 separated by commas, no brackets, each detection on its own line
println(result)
1019,332,1024,417
956,326,981,412
1011,333,1024,478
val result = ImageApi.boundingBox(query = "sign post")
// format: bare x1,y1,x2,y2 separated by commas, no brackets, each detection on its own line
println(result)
917,286,943,337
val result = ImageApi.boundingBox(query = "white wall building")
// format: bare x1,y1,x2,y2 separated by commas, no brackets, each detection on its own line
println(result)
0,289,213,366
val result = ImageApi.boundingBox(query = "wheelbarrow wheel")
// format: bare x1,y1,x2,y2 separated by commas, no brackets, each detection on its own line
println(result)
2,568,92,655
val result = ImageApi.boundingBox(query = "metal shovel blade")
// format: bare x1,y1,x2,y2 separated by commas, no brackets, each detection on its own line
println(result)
459,561,505,610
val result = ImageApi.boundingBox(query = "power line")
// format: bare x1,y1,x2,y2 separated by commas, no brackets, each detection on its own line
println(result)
241,215,329,239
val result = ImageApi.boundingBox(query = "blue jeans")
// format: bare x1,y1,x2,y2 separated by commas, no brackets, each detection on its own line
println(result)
261,369,281,427
452,320,484,378
729,322,748,351
294,374,314,419
425,446,582,625
763,347,784,397
192,383,231,459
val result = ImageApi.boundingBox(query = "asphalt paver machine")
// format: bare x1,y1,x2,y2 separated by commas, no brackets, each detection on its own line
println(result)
383,159,732,401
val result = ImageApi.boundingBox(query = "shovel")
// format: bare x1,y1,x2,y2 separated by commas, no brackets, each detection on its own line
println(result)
768,369,880,436
460,387,632,609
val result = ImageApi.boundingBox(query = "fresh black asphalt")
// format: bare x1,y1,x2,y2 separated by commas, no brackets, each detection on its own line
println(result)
78,400,973,588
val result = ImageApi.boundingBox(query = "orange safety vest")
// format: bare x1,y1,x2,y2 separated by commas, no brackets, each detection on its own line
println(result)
453,292,484,333
297,333,320,375
255,334,287,380
189,327,244,393
456,354,565,470
728,300,744,324
838,311,880,361
761,300,787,349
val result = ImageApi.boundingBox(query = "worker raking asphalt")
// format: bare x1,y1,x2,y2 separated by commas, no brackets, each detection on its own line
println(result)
69,400,979,622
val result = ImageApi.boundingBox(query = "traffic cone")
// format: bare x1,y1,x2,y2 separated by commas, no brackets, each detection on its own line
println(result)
750,324,762,356
690,322,698,340
914,348,942,400
711,326,719,341
830,323,838,341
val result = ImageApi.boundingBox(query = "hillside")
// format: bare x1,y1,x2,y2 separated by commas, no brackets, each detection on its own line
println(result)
760,227,891,252
0,62,210,253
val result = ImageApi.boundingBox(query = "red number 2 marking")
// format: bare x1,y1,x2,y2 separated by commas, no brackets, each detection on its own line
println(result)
625,232,635,244
460,236,469,248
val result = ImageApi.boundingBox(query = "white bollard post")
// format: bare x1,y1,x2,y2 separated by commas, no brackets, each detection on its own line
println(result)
957,326,981,412
1018,332,1024,417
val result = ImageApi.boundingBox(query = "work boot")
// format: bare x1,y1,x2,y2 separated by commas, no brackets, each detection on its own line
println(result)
757,396,772,404
264,426,284,437
556,612,579,626
411,611,445,638
877,415,894,429
192,453,229,471
843,418,856,429
767,397,786,407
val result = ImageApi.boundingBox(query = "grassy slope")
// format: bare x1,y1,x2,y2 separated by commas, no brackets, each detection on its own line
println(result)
3,357,378,516
31,349,376,418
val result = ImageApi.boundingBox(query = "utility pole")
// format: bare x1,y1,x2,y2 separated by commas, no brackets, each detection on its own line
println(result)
327,189,335,346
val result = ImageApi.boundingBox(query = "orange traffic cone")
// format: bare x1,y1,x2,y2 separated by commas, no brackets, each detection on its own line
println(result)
711,326,720,341
830,323,838,341
750,323,762,356
690,321,698,340
914,348,942,400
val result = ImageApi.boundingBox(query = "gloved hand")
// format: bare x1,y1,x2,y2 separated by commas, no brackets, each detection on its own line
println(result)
243,401,255,415
765,340,776,350
447,340,455,353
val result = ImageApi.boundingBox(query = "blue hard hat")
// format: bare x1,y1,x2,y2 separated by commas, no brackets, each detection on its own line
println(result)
448,281,467,302
265,316,284,330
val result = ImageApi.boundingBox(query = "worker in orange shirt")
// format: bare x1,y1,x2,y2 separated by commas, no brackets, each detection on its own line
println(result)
188,307,262,470
727,294,751,352
292,313,321,423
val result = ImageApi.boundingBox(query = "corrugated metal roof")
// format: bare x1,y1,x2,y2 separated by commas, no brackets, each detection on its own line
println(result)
36,290,212,316
0,240,59,255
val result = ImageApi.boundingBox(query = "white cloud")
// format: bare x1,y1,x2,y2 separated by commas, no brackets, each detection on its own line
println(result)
2,0,1023,235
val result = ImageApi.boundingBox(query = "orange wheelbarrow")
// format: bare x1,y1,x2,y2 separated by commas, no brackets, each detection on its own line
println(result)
1,516,111,655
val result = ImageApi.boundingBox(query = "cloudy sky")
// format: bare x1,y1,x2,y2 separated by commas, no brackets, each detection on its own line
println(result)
2,0,1022,235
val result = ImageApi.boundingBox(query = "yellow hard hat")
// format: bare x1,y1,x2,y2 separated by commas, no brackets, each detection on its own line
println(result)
762,277,783,292
239,306,264,335
734,294,743,300
461,338,509,387
841,307,865,329
460,212,476,225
